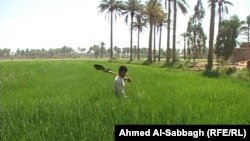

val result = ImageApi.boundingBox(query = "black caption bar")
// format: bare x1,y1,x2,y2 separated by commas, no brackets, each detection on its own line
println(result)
115,125,250,141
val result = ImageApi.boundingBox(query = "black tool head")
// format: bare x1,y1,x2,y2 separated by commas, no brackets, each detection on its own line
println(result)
93,64,105,71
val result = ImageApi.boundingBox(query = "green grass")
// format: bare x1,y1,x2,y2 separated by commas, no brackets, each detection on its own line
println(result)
1,59,250,141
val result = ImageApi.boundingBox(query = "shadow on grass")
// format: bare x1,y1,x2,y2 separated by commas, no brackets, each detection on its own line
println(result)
162,61,182,69
203,69,220,78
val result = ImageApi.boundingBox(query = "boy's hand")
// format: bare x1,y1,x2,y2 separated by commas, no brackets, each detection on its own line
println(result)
125,77,132,83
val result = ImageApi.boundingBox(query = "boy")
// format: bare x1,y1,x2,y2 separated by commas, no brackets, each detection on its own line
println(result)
94,64,131,96
114,65,131,96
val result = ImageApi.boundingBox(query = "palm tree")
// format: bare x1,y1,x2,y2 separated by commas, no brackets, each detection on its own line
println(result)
153,18,157,62
208,0,233,35
98,0,124,60
151,9,165,62
165,0,188,63
153,13,159,62
157,11,167,61
165,0,172,63
217,0,233,34
207,0,216,70
133,13,147,60
186,18,193,60
209,0,233,61
172,0,188,63
144,0,162,63
123,0,144,61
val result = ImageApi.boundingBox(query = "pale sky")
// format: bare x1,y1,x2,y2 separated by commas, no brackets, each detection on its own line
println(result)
0,0,249,52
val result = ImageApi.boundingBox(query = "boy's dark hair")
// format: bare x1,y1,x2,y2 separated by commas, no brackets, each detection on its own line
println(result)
119,65,128,72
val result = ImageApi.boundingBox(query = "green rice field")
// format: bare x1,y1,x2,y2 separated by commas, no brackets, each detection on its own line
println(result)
0,59,250,141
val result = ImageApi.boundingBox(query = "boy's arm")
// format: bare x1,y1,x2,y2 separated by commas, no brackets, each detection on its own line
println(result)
105,70,117,76
104,69,131,83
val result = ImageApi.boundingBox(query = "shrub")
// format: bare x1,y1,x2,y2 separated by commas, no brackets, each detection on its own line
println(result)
225,67,237,75
247,61,250,77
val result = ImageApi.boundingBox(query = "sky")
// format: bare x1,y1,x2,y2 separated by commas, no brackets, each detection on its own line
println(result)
0,0,249,52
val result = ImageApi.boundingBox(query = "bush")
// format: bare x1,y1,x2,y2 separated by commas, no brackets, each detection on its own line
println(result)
142,60,152,65
214,66,237,76
236,68,250,81
247,61,250,70
225,67,237,75
203,69,220,78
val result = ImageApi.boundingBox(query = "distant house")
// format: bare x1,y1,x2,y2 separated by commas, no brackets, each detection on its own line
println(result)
230,42,250,62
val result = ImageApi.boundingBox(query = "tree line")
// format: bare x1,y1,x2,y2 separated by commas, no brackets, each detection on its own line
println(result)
0,45,165,60
98,0,250,70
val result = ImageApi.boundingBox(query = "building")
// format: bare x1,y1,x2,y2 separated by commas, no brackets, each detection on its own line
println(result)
230,42,250,63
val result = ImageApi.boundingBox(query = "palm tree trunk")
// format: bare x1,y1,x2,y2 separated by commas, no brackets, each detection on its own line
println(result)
158,26,162,61
172,0,177,63
218,5,222,36
215,5,222,62
148,23,153,63
166,0,171,63
207,0,216,70
184,37,186,60
193,32,197,63
187,39,191,60
153,25,156,62
137,29,140,61
203,38,206,55
130,15,134,61
110,11,113,60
